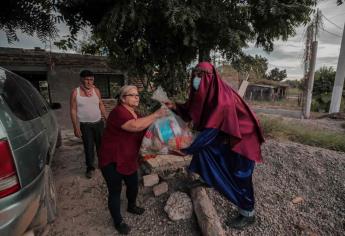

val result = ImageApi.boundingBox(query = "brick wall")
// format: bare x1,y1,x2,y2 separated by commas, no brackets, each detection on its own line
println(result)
103,99,117,114
0,47,125,129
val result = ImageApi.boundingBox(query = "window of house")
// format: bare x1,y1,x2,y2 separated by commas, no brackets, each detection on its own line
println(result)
94,74,124,98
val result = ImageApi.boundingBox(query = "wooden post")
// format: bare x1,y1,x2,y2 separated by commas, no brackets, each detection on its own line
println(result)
190,187,226,236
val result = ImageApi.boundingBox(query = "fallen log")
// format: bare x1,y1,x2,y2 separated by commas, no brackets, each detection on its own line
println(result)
190,187,226,236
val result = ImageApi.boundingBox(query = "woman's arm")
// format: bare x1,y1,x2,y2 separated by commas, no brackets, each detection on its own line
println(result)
121,108,167,132
164,101,192,122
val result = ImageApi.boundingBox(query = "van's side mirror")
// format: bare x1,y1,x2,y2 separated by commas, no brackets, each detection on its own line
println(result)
50,103,62,110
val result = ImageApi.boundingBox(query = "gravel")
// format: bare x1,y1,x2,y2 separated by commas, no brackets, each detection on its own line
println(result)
209,139,345,236
48,132,345,236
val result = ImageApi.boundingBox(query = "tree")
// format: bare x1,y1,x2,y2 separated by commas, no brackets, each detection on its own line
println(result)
312,66,345,112
284,79,303,89
232,54,268,79
55,0,317,96
267,68,287,81
0,0,58,43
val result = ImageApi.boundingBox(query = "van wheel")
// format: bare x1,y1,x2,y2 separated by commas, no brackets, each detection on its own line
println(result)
44,166,57,223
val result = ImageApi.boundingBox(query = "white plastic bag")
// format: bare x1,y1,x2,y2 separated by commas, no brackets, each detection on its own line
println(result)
140,87,194,158
151,86,172,103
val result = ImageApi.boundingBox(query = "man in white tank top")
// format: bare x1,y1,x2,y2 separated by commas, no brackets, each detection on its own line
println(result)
70,70,108,178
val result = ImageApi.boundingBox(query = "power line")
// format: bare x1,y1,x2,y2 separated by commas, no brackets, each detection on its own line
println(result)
320,28,342,38
322,13,343,30
329,12,345,20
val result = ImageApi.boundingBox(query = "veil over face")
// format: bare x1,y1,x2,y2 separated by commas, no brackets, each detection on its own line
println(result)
182,61,264,162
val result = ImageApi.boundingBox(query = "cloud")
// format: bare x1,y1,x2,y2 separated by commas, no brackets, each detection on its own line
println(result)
245,1,345,79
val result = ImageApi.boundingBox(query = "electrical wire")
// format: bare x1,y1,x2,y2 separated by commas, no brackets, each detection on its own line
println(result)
329,12,345,20
320,28,342,38
322,13,343,30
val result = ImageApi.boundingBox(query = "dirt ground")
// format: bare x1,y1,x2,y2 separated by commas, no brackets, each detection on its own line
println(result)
47,122,345,236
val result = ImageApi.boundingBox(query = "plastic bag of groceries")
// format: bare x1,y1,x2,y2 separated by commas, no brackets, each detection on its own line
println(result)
140,87,194,158
151,86,171,103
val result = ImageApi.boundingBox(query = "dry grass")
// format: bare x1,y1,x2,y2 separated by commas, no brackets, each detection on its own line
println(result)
259,115,345,152
248,99,301,110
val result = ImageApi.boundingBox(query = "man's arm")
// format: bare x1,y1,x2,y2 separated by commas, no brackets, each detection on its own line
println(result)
95,88,108,120
70,89,82,138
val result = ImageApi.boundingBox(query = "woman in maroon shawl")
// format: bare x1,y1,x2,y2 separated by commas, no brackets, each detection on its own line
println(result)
165,61,264,229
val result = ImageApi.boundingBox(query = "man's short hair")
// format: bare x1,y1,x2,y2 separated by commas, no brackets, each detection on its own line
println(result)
80,69,94,78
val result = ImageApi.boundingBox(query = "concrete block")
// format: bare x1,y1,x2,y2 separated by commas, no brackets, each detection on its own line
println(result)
144,154,192,174
143,174,159,187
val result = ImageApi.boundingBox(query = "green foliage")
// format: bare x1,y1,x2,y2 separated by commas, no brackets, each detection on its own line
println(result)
260,115,345,152
232,54,268,79
284,80,303,89
55,0,317,99
313,67,336,95
136,90,161,116
267,67,287,81
0,0,58,43
54,36,77,51
311,66,345,112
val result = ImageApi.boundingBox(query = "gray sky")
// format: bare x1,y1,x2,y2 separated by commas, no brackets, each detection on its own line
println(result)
0,1,344,80
245,1,345,79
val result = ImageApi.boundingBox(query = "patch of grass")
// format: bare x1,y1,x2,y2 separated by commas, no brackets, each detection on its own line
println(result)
248,99,301,109
259,115,345,152
288,88,302,96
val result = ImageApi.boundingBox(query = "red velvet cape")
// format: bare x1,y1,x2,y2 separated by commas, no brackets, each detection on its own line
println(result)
176,62,264,162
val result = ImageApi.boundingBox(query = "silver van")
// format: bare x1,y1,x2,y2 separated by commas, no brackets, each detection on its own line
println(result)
0,67,60,235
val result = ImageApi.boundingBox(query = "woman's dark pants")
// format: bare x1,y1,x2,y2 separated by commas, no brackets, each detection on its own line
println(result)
101,163,138,224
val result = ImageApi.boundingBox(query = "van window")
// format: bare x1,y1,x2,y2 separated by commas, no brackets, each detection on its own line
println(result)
1,71,39,121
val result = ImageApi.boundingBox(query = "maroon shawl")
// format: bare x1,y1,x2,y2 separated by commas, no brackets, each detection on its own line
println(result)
176,62,264,162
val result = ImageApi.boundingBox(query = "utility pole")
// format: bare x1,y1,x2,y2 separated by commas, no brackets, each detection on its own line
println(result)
303,10,321,119
304,41,318,118
329,22,345,114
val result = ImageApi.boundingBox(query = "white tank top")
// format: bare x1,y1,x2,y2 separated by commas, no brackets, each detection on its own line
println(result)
76,87,102,123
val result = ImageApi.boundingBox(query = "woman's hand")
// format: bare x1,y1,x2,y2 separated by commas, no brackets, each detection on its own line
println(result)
164,101,176,110
154,107,169,119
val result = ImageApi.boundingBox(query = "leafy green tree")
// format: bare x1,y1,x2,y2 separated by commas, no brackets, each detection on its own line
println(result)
311,66,345,112
0,0,58,43
267,67,287,81
284,79,303,88
232,54,268,79
55,0,317,96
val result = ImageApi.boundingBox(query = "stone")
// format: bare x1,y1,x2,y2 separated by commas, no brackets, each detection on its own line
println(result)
292,196,304,204
153,182,168,197
164,191,193,221
143,174,159,187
